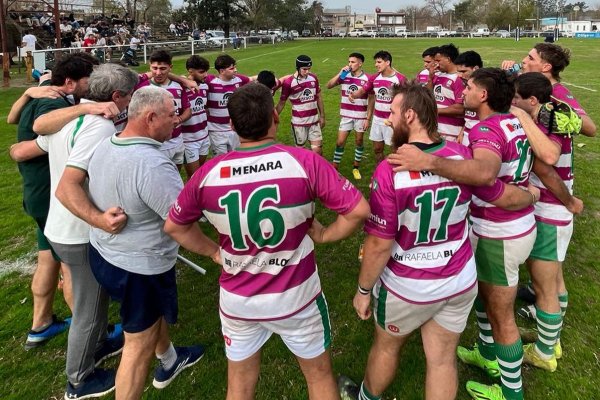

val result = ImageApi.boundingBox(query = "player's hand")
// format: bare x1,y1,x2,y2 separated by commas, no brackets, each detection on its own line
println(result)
501,60,517,70
211,250,223,265
99,207,127,234
456,131,464,145
363,119,370,131
307,219,326,243
348,93,355,103
340,66,350,74
353,291,372,320
527,184,540,203
180,77,199,92
319,116,326,129
25,85,65,99
388,144,433,172
567,196,584,215
86,101,120,119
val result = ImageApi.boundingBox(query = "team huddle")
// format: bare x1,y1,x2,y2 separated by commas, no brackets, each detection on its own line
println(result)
7,40,596,400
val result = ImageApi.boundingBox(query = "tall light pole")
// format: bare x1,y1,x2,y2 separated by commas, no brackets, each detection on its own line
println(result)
515,0,521,41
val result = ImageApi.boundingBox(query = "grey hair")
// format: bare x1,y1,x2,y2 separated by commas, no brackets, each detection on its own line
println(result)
127,86,174,119
86,64,139,102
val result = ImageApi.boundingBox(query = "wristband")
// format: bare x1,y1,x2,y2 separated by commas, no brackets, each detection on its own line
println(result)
358,284,371,295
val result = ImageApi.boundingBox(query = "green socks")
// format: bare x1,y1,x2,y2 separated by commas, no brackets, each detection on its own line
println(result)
359,382,382,400
496,339,524,400
475,296,496,361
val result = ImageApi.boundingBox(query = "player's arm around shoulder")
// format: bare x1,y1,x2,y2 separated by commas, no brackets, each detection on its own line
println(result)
9,139,47,162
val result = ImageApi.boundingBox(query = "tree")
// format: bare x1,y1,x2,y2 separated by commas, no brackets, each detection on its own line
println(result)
402,5,433,31
426,0,452,28
305,0,323,33
272,0,308,31
184,0,245,35
454,0,479,30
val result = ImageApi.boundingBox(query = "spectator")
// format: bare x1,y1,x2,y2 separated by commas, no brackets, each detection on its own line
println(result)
21,30,37,49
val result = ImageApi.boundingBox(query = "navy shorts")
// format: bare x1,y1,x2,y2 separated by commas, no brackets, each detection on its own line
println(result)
89,245,178,333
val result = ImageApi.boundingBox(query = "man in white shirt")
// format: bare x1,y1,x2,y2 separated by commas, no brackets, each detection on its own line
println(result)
21,30,37,49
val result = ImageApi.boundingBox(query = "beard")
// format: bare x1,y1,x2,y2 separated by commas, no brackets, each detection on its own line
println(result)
391,119,410,149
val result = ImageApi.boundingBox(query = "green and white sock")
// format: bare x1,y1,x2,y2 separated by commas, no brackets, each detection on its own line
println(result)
496,339,524,400
534,308,562,359
333,146,344,165
475,296,496,361
359,382,381,400
557,291,568,338
354,146,364,164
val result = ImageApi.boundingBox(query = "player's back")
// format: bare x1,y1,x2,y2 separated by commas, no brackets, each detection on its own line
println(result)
469,113,535,238
191,143,362,320
366,140,477,303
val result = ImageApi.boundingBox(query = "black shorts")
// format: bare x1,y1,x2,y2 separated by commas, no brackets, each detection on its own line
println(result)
89,245,178,333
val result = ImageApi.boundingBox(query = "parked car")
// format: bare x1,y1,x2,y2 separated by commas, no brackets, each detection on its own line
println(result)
377,29,393,37
290,30,299,38
321,29,332,37
495,29,511,38
396,30,408,37
561,30,574,37
206,30,226,45
471,28,490,37
437,29,452,37
301,29,311,37
339,31,347,37
364,29,377,37
348,28,364,37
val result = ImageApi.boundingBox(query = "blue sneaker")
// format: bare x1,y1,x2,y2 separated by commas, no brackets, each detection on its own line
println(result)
152,345,205,389
25,315,71,350
64,368,115,400
106,323,123,341
94,332,124,367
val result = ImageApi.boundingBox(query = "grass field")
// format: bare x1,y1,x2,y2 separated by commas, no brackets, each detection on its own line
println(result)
1,37,599,399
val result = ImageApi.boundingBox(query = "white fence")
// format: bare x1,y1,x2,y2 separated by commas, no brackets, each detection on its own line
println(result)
30,35,283,72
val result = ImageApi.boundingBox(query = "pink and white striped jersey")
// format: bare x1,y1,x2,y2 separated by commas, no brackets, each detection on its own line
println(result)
169,142,362,320
280,73,321,127
469,114,535,239
338,72,370,120
206,74,251,132
433,72,465,140
529,121,574,225
182,82,209,143
416,69,431,86
366,141,505,303
136,78,190,140
463,109,479,146
365,71,407,125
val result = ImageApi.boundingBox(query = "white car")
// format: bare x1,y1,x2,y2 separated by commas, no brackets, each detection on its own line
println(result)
348,28,364,37
290,30,299,38
364,29,377,37
495,30,511,38
437,29,451,37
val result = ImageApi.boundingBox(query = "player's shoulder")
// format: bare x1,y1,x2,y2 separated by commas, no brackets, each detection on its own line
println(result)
394,71,407,81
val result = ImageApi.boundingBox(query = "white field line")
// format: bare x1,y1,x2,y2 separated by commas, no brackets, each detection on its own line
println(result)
236,42,312,63
562,82,597,92
323,58,329,62
0,251,36,278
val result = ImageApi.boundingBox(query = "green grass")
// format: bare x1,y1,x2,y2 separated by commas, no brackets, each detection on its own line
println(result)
1,38,599,399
